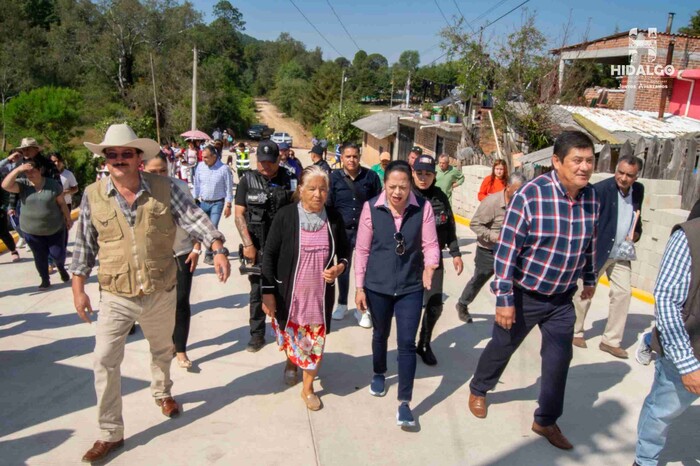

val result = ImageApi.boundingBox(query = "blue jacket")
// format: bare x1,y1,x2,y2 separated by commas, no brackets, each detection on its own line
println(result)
327,168,382,230
594,176,644,272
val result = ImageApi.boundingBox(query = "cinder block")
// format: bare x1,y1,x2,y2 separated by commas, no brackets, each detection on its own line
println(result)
654,208,688,228
639,178,680,195
650,224,672,241
590,173,614,184
647,195,681,210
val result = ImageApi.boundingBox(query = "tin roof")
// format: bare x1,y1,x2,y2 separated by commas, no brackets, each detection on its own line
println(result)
352,112,400,140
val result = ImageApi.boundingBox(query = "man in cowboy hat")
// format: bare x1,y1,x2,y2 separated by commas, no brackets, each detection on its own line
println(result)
70,123,232,463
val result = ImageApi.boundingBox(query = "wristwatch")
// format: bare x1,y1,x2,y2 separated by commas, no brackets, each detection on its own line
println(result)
213,247,230,257
191,248,202,256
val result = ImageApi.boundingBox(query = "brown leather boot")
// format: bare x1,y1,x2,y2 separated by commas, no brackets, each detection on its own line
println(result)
156,397,180,418
81,439,124,463
532,422,573,450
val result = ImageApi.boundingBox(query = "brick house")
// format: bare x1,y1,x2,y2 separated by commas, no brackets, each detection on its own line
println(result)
552,30,700,114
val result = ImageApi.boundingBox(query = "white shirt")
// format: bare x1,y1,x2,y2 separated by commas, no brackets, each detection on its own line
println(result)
59,169,78,205
610,186,635,259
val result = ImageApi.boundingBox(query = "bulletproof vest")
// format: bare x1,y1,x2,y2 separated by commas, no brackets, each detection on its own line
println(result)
243,170,292,245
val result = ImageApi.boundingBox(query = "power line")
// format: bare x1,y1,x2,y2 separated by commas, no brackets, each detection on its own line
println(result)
425,0,531,67
325,0,361,53
451,0,476,33
287,0,344,57
434,0,453,29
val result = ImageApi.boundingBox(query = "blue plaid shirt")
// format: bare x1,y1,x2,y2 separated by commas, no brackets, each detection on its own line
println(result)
654,229,700,375
193,159,234,203
491,170,599,307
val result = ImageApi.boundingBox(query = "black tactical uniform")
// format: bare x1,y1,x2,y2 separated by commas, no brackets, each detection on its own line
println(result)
414,183,461,365
234,167,295,344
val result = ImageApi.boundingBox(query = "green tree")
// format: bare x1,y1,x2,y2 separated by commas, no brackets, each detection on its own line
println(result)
5,87,83,153
398,50,420,72
678,10,700,36
322,101,367,145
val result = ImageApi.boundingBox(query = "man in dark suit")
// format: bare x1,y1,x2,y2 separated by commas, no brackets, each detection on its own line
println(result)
573,155,644,358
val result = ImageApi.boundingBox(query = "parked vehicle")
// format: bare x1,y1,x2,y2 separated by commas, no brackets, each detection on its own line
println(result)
271,132,293,146
247,124,274,140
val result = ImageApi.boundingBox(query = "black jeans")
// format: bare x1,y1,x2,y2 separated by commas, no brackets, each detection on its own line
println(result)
337,228,357,305
248,274,265,338
24,229,67,283
173,253,194,352
0,210,16,252
470,287,576,426
366,288,423,402
458,246,495,308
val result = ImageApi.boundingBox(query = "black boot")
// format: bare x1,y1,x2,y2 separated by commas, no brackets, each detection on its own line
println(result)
417,296,442,366
58,265,70,283
456,302,473,323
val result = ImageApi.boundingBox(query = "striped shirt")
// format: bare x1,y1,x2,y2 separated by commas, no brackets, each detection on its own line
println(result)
70,174,225,277
491,170,599,307
654,229,700,374
193,159,234,203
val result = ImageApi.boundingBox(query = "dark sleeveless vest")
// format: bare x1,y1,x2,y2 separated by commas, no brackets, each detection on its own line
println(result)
651,219,700,361
365,195,426,296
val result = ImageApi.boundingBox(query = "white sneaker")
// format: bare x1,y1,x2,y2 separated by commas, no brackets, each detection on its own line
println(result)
16,238,26,249
332,304,348,320
356,310,372,329
635,332,653,366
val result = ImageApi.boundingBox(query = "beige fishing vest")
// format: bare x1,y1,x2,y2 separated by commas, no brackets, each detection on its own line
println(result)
86,172,177,297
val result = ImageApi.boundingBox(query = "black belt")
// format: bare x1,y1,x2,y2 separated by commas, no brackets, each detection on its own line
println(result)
201,198,225,203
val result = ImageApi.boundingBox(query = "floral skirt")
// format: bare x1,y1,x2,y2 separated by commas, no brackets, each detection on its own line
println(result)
272,318,326,370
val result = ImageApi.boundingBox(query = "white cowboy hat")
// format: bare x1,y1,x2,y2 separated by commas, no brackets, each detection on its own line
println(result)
84,124,161,160
17,137,41,150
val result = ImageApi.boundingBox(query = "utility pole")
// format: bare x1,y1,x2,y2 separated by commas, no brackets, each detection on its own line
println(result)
191,46,198,131
150,53,161,145
339,69,346,113
389,78,394,109
405,71,411,108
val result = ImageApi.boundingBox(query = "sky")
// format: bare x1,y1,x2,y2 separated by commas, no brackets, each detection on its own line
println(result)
192,0,697,65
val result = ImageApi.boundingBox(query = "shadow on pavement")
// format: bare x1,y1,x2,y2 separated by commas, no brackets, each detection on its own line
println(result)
186,325,250,366
0,429,74,465
585,312,655,349
0,337,149,440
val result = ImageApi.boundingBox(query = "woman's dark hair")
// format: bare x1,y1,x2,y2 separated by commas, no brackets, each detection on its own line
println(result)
152,152,168,164
383,160,413,184
553,131,594,162
48,152,63,162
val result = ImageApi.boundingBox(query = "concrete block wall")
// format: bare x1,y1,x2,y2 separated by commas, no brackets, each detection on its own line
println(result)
453,167,686,293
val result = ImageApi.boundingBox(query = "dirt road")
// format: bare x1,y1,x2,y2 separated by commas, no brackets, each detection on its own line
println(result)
254,99,313,150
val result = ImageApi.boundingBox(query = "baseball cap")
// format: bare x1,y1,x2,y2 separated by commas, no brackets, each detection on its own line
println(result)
257,140,279,162
413,155,436,173
380,152,391,161
278,142,290,151
309,145,324,156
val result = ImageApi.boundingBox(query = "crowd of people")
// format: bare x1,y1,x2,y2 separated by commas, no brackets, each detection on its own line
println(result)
0,125,697,466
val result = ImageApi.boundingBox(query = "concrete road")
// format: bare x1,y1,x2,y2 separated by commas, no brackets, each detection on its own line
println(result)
0,195,697,465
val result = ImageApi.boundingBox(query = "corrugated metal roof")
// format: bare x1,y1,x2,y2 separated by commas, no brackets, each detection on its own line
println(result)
352,112,399,140
561,106,700,139
520,144,605,167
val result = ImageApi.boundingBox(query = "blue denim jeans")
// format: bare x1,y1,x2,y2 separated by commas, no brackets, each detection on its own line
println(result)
635,356,699,465
365,289,423,403
199,199,225,258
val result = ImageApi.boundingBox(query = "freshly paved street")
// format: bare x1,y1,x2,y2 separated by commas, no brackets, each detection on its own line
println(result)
0,164,697,465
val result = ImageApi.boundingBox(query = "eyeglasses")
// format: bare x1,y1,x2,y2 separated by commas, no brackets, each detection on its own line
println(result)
394,232,405,256
104,150,137,160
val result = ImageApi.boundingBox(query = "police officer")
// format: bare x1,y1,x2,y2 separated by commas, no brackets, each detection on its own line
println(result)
412,155,463,365
234,140,296,352
235,142,251,178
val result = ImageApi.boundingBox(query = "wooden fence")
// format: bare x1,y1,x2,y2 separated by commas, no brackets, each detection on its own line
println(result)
595,133,700,210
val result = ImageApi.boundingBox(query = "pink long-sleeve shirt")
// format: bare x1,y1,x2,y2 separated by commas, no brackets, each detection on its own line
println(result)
355,191,441,288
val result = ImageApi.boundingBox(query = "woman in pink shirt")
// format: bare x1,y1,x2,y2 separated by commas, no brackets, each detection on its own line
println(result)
355,160,440,427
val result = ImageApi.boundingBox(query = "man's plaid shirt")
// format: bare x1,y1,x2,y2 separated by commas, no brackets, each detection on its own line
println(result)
70,175,225,277
491,170,599,307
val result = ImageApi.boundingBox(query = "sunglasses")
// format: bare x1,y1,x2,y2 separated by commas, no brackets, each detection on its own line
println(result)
104,150,137,160
394,232,405,256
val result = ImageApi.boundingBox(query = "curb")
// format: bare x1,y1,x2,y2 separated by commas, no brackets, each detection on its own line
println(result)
0,208,80,254
453,214,656,305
